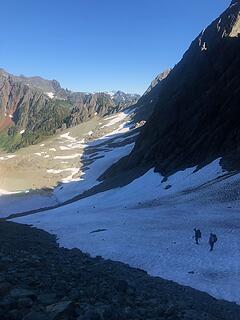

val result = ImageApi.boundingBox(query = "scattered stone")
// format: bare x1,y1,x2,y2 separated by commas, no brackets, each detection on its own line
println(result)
38,293,57,306
0,281,11,296
165,305,179,317
0,256,13,263
102,306,123,320
0,221,239,320
22,311,50,320
161,176,168,183
78,310,101,320
116,280,128,293
10,288,36,299
0,296,15,309
17,297,33,308
46,300,75,319
8,309,21,320
183,309,212,320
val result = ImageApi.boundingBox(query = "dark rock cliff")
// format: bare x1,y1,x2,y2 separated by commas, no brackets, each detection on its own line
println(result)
131,70,171,124
104,1,240,180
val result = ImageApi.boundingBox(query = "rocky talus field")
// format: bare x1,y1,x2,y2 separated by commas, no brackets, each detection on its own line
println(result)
0,221,240,320
1,2,240,319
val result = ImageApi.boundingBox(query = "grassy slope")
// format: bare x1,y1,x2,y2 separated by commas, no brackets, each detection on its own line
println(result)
0,100,72,152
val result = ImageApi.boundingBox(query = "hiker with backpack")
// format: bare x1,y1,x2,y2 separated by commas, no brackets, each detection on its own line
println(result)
209,233,218,251
193,228,202,245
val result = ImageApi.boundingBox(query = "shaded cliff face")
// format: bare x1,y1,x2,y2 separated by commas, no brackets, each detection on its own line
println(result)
0,70,139,151
105,1,240,179
144,70,171,95
131,70,171,124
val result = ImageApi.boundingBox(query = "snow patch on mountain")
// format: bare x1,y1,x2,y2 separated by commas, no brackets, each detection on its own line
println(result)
13,161,240,304
0,155,16,161
54,154,81,160
102,112,130,128
60,132,77,142
46,92,54,99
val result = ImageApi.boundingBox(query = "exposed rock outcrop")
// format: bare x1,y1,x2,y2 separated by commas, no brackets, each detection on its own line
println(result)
0,71,71,151
104,1,240,180
0,69,139,151
144,70,171,95
66,91,139,127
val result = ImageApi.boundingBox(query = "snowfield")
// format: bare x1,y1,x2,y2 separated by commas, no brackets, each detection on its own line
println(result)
1,192,58,217
13,160,240,304
1,108,240,304
0,111,136,216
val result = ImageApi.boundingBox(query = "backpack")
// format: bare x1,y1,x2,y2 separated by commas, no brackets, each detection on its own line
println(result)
197,230,202,238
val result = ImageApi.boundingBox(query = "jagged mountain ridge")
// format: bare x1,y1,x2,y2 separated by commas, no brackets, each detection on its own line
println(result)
0,70,72,150
0,69,140,151
144,69,171,95
131,69,171,124
103,0,240,181
67,90,139,127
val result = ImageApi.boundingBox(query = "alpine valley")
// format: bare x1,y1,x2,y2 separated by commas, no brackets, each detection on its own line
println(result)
1,1,240,320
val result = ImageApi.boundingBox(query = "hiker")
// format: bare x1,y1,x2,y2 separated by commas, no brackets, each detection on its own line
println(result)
193,228,202,245
209,233,218,251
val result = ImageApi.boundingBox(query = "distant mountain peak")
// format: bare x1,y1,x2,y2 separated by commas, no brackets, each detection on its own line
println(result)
0,68,9,78
0,69,140,151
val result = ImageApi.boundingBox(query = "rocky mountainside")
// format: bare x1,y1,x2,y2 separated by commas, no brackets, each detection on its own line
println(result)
0,220,239,320
105,0,240,180
144,70,171,95
66,91,139,127
0,69,139,151
0,70,72,151
131,70,171,124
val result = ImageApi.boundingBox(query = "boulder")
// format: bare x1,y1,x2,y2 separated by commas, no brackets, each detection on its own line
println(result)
10,288,36,299
46,300,75,319
38,293,57,306
23,311,50,320
0,281,11,296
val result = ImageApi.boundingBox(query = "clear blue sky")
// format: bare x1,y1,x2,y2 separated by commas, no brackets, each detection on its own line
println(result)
0,0,231,94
